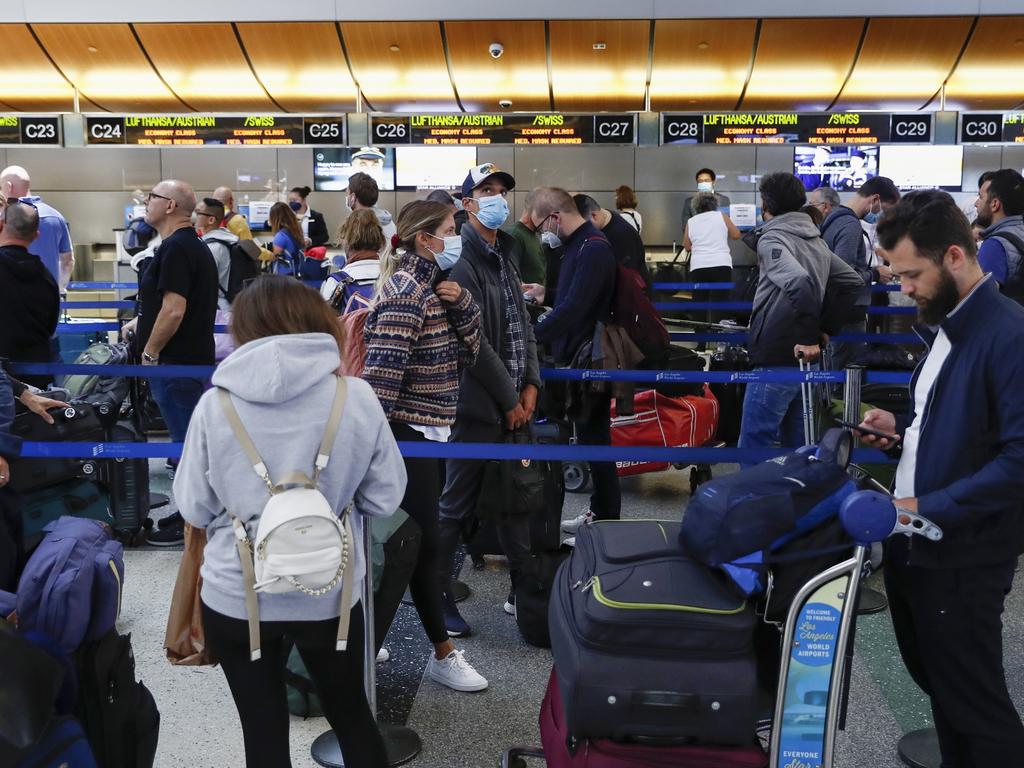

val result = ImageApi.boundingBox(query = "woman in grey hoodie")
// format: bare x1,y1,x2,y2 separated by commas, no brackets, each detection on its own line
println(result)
174,276,406,768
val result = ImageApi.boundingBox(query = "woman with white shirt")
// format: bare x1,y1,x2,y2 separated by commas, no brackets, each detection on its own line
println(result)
615,185,642,234
683,193,741,332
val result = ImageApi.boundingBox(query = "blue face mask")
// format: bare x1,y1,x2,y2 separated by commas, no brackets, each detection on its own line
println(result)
428,233,463,271
863,198,881,224
289,200,303,212
471,194,509,230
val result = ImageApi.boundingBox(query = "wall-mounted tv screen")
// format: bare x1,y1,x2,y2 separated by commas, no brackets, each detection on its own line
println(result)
880,145,964,191
313,147,395,192
794,145,879,192
395,146,478,189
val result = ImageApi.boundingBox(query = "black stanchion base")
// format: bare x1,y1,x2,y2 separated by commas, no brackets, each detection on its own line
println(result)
402,579,469,606
897,728,941,768
149,492,169,510
311,723,421,767
857,586,889,615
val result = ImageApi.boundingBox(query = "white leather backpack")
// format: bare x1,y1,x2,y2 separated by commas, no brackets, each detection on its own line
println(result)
219,376,354,661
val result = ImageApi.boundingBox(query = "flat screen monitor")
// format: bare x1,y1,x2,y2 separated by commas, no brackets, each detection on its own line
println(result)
313,147,395,192
395,146,478,189
880,145,964,191
794,145,879,192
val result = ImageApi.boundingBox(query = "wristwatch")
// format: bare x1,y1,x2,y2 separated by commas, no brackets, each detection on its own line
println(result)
142,350,159,363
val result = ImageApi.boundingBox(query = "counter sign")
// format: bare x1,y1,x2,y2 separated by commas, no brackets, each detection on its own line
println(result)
369,114,635,145
0,116,61,145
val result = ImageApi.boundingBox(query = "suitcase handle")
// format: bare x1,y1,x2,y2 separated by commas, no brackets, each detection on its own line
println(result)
631,691,698,711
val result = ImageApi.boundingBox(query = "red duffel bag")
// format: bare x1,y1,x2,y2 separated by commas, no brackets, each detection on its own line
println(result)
611,387,719,477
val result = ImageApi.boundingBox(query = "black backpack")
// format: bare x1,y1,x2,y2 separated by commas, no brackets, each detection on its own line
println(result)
206,238,262,303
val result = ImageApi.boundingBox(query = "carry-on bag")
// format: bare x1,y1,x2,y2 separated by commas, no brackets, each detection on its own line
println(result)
20,479,111,539
708,345,750,444
62,342,132,411
538,669,768,768
515,547,571,648
97,422,150,537
610,388,718,477
8,402,107,495
13,716,98,768
549,519,759,745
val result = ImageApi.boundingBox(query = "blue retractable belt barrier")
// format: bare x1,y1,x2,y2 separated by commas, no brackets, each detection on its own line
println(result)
668,332,921,344
68,282,138,290
650,282,902,293
57,323,230,334
17,439,895,464
61,301,136,310
655,300,915,314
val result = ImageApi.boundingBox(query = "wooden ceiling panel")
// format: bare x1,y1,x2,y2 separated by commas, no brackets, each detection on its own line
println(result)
834,17,972,110
446,21,549,112
31,23,184,112
549,20,649,112
942,16,1024,111
0,24,101,111
237,22,357,112
341,21,457,111
649,19,757,111
741,18,864,111
134,23,275,112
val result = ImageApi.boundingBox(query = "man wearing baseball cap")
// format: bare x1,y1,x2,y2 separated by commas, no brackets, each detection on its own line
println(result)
436,163,541,637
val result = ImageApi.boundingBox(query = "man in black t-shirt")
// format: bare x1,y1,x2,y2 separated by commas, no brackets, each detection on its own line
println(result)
573,194,652,291
123,179,217,545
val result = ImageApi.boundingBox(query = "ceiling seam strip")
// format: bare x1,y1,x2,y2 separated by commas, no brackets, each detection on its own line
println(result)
128,24,197,112
922,15,979,111
25,23,111,113
335,23,377,113
438,22,466,112
230,22,288,113
644,19,655,112
735,19,762,112
827,18,871,112
544,21,555,112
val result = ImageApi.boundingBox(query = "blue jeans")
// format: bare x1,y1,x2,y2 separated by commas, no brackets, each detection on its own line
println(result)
737,370,805,461
148,376,206,459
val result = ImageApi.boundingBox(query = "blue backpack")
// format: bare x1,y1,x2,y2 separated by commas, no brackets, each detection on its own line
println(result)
15,517,124,654
679,437,856,595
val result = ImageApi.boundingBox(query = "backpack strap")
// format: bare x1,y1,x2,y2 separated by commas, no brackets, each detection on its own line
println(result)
218,388,274,492
314,377,348,482
229,515,263,661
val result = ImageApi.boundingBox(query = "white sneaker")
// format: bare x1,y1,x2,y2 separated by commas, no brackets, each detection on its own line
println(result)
426,649,488,692
376,647,390,663
561,509,594,533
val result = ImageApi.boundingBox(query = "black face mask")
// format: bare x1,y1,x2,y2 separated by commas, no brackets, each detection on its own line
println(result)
917,265,961,326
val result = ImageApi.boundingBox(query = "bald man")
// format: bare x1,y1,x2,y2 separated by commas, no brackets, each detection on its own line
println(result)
211,186,253,240
127,180,219,545
0,165,73,290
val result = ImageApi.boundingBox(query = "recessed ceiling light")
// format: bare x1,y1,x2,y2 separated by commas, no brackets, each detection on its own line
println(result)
389,44,400,52
87,45,98,53
697,41,710,50
593,42,606,50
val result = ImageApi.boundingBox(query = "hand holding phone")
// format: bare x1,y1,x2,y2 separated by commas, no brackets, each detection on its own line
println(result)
838,420,899,441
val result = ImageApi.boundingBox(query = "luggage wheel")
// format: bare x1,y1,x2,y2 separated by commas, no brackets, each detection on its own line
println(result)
689,465,713,495
562,461,590,494
501,747,544,768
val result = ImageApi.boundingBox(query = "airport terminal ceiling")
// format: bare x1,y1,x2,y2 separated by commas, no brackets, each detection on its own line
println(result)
0,14,1022,113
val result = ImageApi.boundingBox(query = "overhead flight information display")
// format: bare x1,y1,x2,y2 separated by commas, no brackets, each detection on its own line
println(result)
0,116,61,145
85,116,346,146
662,113,932,145
370,113,635,145
959,112,1024,144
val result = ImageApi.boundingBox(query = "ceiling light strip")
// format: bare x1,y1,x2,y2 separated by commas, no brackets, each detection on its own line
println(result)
827,18,871,111
129,24,197,112
230,22,288,113
734,19,762,112
438,21,466,112
26,23,111,113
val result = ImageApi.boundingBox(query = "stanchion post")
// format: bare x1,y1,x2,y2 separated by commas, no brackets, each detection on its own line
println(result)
310,517,422,768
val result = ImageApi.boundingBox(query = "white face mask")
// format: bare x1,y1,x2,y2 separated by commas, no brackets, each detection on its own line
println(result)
540,215,562,249
697,181,714,193
345,194,355,212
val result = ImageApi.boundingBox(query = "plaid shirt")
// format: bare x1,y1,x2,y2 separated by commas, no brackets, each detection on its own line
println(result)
494,241,526,392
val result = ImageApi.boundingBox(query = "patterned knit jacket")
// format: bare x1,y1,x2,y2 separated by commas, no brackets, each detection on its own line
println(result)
362,252,482,426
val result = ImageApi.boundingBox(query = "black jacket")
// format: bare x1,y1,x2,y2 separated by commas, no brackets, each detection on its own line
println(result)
0,244,59,369
820,206,871,306
450,224,541,424
306,208,330,248
888,276,1024,569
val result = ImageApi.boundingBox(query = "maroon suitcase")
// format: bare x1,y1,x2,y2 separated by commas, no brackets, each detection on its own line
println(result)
539,669,768,768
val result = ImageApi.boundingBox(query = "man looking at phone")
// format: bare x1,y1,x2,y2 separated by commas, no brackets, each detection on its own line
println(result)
858,190,1024,765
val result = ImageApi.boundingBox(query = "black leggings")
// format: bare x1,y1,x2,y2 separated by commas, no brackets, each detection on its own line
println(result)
202,602,386,768
389,421,448,645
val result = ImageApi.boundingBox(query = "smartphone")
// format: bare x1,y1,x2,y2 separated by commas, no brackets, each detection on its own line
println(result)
838,420,899,442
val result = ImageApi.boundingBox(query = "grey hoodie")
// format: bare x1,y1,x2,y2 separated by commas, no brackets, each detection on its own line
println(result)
174,333,406,622
749,212,862,367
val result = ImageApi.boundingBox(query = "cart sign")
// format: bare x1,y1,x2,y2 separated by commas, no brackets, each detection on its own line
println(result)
369,113,636,145
0,116,61,145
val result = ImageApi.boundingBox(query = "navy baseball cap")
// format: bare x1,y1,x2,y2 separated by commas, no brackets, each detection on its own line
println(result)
461,163,516,198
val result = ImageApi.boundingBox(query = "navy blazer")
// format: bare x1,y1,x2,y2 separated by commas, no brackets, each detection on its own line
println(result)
888,275,1024,568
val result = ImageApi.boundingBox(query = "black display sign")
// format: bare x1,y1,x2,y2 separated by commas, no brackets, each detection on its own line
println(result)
302,117,346,144
369,113,635,145
0,116,61,145
959,113,1024,144
85,115,321,146
662,112,930,145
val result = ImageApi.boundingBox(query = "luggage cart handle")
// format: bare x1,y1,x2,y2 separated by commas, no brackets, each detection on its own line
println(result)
839,490,943,545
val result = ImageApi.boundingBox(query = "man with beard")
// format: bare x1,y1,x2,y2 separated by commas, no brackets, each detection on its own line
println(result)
858,190,1024,766
974,168,1024,304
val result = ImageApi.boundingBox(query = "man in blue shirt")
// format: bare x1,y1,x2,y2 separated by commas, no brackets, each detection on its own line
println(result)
0,166,73,290
974,168,1024,304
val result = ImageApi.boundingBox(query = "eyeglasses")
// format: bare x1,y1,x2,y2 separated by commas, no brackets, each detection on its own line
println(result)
195,210,216,218
145,191,172,204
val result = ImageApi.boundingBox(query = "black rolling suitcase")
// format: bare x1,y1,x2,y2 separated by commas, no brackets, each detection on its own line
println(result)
708,345,750,444
97,423,151,539
8,402,109,494
549,519,758,745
